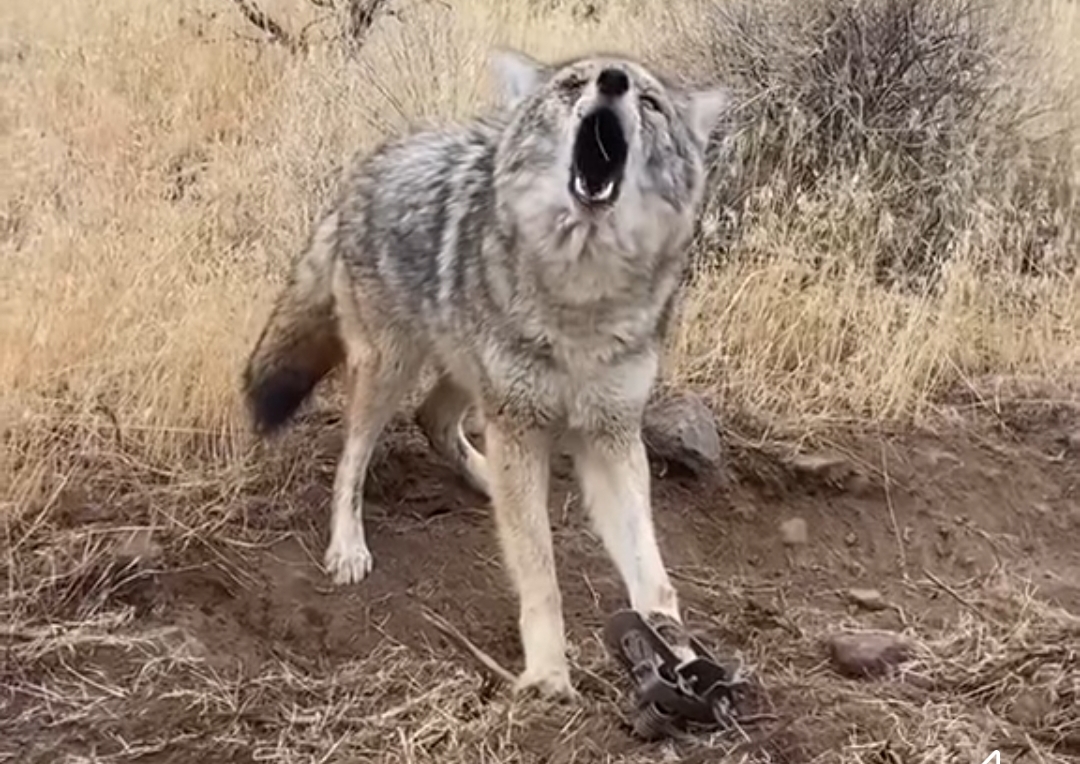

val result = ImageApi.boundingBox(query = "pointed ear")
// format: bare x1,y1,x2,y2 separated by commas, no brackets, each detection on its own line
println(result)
489,47,548,107
683,87,730,145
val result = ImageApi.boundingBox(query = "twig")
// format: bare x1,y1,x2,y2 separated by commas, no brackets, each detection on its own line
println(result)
420,607,516,687
881,440,908,581
344,0,390,49
725,721,794,760
922,569,1005,629
228,0,300,51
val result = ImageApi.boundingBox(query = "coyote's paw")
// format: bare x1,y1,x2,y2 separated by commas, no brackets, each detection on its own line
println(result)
646,611,696,663
513,667,579,704
324,535,374,585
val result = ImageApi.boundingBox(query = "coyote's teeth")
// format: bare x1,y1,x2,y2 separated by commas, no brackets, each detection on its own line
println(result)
573,175,615,202
574,175,588,198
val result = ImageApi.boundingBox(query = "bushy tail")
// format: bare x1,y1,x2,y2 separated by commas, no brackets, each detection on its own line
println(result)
242,211,345,434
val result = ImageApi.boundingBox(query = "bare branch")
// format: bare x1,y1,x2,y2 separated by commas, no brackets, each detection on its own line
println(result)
345,0,390,48
228,0,301,52
420,607,516,687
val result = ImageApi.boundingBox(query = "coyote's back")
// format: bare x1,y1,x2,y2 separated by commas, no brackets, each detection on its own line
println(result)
242,47,728,701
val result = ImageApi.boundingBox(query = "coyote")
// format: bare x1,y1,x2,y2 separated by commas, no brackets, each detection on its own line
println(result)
242,47,728,699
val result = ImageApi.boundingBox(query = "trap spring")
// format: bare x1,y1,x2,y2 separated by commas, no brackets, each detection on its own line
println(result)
603,610,742,741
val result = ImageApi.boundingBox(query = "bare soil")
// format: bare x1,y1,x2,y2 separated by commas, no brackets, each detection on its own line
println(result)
3,397,1080,763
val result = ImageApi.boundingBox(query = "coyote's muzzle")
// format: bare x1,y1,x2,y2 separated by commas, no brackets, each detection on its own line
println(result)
569,68,631,208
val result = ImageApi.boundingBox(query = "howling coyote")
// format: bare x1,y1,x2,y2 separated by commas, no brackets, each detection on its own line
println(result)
243,47,728,698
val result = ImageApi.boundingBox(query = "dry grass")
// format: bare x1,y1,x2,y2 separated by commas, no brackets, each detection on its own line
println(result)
0,0,658,474
3,0,1080,465
663,0,1080,430
4,475,1078,764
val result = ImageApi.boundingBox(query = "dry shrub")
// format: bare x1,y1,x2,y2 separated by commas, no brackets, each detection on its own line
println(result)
657,0,1080,429
680,0,1079,285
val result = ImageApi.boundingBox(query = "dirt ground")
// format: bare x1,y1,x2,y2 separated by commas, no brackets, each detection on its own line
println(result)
3,393,1080,764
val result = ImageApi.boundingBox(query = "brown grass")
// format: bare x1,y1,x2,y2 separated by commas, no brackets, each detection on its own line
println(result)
3,0,1080,460
663,0,1080,431
5,474,1079,764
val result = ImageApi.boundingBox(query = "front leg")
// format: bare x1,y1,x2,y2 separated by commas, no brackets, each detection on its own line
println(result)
484,415,575,700
570,417,694,660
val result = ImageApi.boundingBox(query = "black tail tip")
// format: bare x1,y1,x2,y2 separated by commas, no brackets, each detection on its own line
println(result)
243,367,320,435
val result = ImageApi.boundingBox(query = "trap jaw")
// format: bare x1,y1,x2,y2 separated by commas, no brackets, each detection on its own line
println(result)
603,610,741,741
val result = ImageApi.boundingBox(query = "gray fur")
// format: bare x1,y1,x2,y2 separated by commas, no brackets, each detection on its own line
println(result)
243,47,728,698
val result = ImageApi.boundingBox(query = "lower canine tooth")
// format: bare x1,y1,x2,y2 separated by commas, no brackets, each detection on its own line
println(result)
574,176,588,197
595,180,614,201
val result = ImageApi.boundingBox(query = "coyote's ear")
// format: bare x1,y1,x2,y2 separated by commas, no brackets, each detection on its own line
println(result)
683,87,730,145
489,47,548,107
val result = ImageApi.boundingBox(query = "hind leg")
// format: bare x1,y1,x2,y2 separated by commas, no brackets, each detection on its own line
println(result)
415,374,490,497
325,328,422,585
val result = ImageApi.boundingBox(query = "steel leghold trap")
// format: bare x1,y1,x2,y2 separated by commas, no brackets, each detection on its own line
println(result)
603,610,745,741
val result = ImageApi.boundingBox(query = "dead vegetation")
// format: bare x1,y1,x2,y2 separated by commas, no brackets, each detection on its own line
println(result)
224,0,395,53
663,0,1080,431
4,449,1078,763
681,0,1080,285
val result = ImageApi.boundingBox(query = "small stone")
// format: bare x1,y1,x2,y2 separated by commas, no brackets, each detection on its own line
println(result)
786,451,866,492
734,505,756,521
780,517,808,546
827,631,912,678
845,588,887,611
115,528,162,565
642,392,723,477
921,448,961,467
846,472,874,496
1007,688,1054,726
844,532,858,547
789,452,849,474
842,558,866,577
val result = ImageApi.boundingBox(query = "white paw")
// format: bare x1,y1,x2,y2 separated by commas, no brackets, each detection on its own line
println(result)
324,535,374,585
513,666,578,703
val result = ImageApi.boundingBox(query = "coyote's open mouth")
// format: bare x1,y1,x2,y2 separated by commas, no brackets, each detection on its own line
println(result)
570,106,628,209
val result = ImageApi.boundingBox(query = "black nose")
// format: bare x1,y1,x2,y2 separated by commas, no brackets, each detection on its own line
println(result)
596,67,630,97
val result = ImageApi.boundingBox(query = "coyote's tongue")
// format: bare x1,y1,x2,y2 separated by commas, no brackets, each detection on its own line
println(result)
571,106,628,205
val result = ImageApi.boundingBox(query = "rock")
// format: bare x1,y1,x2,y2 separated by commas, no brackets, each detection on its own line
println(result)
845,588,888,611
115,528,162,566
780,517,808,546
919,448,962,467
642,392,722,477
1060,430,1080,453
786,450,872,494
788,451,850,475
827,631,912,678
1007,688,1054,727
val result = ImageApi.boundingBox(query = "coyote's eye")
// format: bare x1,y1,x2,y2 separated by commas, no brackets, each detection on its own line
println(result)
559,75,587,96
640,94,662,114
